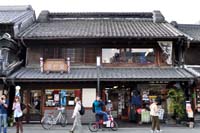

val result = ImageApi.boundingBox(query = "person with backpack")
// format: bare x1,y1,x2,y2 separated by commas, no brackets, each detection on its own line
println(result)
69,97,82,133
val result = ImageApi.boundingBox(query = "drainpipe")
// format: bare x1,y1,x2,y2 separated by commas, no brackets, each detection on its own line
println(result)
20,32,27,47
2,77,7,94
178,36,186,68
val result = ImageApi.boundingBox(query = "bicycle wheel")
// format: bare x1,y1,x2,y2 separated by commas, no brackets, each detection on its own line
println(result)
110,120,118,131
41,116,53,130
60,115,67,127
88,122,99,132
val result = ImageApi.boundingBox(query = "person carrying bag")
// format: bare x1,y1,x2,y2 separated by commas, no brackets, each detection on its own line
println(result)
12,96,24,133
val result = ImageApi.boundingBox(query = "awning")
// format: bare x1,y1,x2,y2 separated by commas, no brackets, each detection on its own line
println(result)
7,67,194,82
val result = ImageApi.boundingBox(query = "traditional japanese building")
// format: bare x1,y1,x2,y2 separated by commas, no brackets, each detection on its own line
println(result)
5,10,195,124
175,23,200,122
0,5,36,95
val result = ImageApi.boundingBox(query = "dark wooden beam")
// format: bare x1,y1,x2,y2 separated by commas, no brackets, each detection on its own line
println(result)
21,37,179,48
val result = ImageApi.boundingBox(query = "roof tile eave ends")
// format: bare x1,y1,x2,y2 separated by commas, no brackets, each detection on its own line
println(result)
7,67,195,81
21,34,180,40
162,23,184,37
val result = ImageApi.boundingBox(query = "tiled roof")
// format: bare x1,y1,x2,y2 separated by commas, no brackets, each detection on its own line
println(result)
185,66,200,77
0,5,34,24
7,67,194,82
18,11,183,39
177,24,200,42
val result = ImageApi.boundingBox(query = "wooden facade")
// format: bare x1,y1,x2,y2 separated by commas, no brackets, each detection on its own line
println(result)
4,11,195,124
25,40,180,68
14,38,188,123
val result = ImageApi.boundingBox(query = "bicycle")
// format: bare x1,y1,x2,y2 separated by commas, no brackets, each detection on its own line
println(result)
41,106,67,129
88,113,118,132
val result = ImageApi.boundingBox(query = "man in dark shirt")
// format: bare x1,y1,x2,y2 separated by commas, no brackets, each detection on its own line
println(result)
0,94,9,133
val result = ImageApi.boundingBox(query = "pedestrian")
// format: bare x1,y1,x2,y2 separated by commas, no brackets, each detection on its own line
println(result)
12,96,23,133
150,98,161,133
69,97,82,133
106,100,113,114
0,94,9,133
33,94,40,112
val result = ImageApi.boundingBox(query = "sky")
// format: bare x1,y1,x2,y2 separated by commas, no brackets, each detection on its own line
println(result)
1,0,200,24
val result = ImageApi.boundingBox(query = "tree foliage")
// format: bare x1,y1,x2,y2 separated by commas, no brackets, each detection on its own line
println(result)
168,88,186,120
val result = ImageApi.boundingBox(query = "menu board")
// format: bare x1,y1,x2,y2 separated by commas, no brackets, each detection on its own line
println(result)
82,88,96,107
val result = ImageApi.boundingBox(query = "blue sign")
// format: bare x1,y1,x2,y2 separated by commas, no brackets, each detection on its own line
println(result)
60,90,67,106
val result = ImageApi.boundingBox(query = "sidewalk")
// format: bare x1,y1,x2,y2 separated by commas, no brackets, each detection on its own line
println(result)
7,124,200,133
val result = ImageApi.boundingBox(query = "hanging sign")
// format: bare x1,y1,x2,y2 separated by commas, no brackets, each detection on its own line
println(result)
158,41,173,65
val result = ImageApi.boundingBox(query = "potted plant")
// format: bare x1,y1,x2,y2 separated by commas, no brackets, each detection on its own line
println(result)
8,116,14,127
168,88,186,122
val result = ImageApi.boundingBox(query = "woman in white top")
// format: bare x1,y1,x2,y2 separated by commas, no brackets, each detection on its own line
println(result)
69,97,82,133
150,99,160,133
12,96,23,133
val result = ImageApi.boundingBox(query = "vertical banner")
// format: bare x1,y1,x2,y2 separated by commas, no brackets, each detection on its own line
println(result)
158,41,173,65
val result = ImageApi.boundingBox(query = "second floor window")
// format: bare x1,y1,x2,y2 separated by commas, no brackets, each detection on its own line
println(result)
102,48,155,65
43,48,84,63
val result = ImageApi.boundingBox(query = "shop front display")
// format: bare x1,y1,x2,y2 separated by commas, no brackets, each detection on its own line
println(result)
106,84,168,123
20,86,97,123
135,84,167,123
45,89,81,107
22,90,42,122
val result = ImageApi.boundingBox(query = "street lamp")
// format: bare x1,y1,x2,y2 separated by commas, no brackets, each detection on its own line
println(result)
96,56,101,96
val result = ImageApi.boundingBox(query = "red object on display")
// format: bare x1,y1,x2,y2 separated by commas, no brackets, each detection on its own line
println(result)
137,108,142,114
53,90,59,94
75,90,81,97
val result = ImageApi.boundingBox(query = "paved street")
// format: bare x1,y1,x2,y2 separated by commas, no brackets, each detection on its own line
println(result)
7,124,200,133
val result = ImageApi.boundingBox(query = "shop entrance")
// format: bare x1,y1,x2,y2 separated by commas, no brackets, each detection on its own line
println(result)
106,87,132,121
22,90,42,123
105,83,169,124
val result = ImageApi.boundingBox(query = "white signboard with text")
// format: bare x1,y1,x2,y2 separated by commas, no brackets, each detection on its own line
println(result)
82,88,96,107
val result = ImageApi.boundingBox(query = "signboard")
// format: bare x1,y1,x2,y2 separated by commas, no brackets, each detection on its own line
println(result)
82,88,96,107
54,94,59,102
43,59,68,73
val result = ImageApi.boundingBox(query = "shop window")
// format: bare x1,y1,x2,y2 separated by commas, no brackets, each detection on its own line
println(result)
102,48,155,65
45,89,81,107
